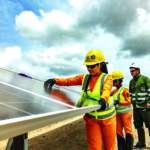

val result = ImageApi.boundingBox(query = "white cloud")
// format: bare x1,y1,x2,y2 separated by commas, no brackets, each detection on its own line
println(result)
0,46,21,67
15,11,45,39
137,8,146,23
15,9,82,46
15,0,150,58
25,44,87,77
39,9,76,29
69,0,87,8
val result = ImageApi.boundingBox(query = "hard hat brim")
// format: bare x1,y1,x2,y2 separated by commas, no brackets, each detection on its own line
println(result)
83,61,104,65
83,62,98,65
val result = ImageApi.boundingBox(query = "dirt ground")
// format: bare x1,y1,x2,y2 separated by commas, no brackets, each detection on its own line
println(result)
0,115,150,150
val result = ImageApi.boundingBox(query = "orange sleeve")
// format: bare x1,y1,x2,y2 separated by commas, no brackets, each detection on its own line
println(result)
119,88,131,106
100,74,113,103
110,89,116,96
54,74,84,86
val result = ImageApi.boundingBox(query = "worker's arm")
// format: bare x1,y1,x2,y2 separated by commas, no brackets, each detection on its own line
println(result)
145,76,150,104
100,74,113,103
55,74,84,86
129,80,132,94
110,89,115,96
143,76,150,108
119,88,131,106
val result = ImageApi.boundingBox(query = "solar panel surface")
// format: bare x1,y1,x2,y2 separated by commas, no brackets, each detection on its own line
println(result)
0,68,81,121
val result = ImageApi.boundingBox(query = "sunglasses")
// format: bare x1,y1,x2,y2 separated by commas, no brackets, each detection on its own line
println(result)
130,70,136,73
86,64,97,69
113,80,117,83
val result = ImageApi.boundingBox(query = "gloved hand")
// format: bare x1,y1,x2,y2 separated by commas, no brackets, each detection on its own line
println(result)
114,100,119,106
44,79,56,89
98,98,106,111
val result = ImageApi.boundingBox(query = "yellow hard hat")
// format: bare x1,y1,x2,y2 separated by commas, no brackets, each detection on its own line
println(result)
112,71,124,80
83,49,105,65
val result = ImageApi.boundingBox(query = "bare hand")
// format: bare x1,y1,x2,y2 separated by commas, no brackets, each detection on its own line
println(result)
147,104,150,109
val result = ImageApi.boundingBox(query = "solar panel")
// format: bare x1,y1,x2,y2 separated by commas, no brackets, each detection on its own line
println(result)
0,68,81,120
0,68,99,140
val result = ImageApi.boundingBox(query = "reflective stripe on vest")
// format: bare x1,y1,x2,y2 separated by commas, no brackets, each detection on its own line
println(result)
78,73,116,120
86,108,116,119
82,75,90,91
82,74,107,95
113,86,132,114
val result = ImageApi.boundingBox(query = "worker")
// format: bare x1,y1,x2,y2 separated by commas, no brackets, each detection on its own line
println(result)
129,63,150,149
110,71,133,150
44,49,116,150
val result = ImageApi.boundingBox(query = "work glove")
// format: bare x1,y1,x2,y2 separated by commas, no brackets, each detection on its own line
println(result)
44,79,56,91
98,98,106,111
114,100,119,106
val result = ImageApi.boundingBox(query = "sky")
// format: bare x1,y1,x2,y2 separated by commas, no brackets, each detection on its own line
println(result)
0,0,150,88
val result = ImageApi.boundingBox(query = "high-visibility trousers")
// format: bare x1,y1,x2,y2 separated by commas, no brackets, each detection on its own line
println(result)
84,115,116,150
116,111,133,137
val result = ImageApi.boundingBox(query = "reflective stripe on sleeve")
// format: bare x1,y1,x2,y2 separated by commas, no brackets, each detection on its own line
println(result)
117,105,132,110
137,93,148,96
137,97,146,100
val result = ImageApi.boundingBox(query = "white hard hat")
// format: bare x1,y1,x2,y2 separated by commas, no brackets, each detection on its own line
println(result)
129,63,140,69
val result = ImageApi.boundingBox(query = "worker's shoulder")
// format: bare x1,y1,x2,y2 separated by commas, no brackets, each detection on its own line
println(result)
123,87,129,92
129,78,135,85
140,74,150,79
105,73,112,78
138,75,150,84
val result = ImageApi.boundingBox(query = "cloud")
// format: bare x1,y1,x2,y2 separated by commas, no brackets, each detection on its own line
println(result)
15,11,45,39
75,0,150,57
15,9,94,47
15,0,150,59
121,9,150,56
0,46,21,67
25,44,87,77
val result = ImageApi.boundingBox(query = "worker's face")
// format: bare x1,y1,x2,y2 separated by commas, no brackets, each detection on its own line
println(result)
86,64,101,76
130,68,139,77
113,80,117,87
113,80,120,87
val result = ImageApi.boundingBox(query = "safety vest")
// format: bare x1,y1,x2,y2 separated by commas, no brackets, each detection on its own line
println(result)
129,74,150,108
75,73,116,120
113,86,132,114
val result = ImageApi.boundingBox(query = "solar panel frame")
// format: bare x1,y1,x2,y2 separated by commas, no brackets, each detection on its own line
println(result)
0,105,99,140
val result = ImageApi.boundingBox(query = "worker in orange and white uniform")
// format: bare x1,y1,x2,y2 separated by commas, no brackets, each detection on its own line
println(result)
110,71,133,150
44,49,116,150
